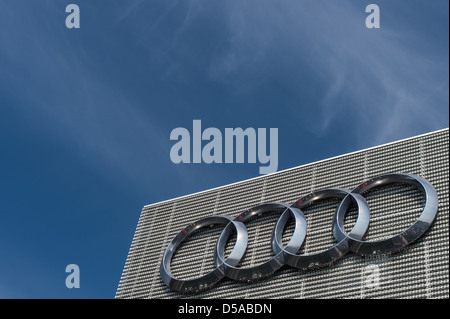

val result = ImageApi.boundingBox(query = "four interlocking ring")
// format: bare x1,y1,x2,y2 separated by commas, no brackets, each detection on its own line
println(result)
160,173,439,293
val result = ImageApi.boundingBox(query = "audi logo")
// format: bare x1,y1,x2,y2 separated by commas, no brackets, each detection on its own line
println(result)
160,173,438,293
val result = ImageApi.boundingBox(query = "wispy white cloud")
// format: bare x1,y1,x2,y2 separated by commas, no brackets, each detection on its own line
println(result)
206,0,449,145
0,0,447,184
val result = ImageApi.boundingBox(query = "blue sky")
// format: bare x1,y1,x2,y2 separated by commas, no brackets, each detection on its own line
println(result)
0,1,448,298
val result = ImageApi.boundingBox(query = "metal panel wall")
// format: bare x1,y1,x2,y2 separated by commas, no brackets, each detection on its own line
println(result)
116,129,449,299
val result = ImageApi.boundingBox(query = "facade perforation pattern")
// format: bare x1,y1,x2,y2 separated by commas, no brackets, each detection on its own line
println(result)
116,129,449,299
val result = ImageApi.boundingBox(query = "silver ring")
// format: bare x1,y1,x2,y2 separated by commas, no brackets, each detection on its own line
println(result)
273,188,370,269
333,173,439,255
160,215,248,293
214,203,307,281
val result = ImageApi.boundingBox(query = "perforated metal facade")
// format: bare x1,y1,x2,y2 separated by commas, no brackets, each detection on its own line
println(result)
116,129,449,299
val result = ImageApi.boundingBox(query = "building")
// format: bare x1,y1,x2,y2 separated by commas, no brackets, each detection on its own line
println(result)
116,128,449,299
